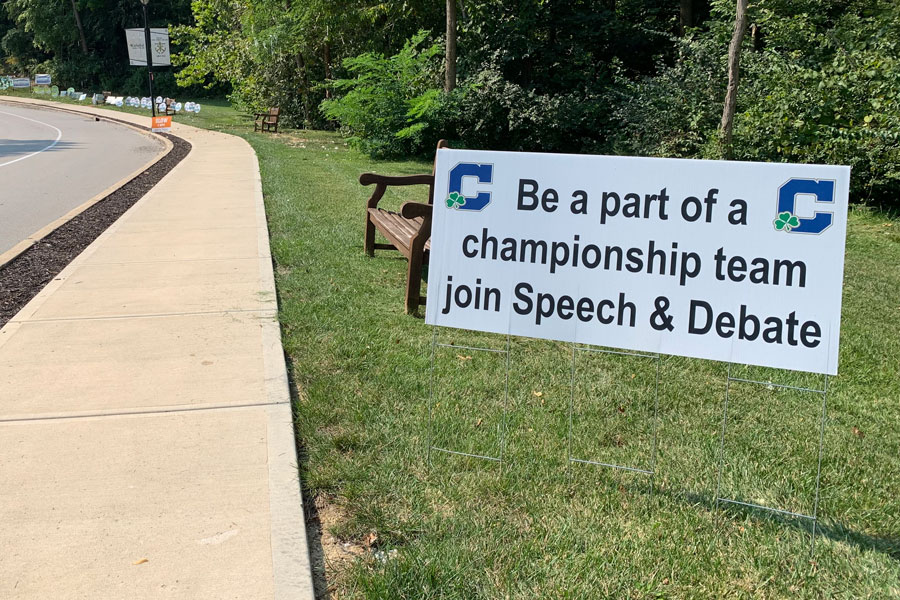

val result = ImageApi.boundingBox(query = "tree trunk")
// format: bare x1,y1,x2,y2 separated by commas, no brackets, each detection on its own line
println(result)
719,0,748,159
445,0,457,92
323,42,332,99
70,0,88,53
679,0,693,35
750,23,763,51
295,52,311,128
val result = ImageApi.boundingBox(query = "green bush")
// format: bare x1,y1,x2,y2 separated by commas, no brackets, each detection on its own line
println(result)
611,0,900,208
323,52,614,157
320,32,446,158
452,64,611,154
732,8,900,206
610,36,727,160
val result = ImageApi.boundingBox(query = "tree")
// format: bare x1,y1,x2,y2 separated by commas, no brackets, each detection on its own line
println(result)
4,0,193,89
679,0,693,34
444,0,455,91
172,0,444,125
719,0,747,158
1,5,48,73
69,0,88,53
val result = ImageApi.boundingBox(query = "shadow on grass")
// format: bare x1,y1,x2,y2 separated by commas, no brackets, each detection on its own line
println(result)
654,482,900,562
820,523,900,561
282,347,330,599
719,499,900,561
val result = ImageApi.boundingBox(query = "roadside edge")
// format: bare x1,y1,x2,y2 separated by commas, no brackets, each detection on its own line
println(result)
0,98,173,269
248,141,317,600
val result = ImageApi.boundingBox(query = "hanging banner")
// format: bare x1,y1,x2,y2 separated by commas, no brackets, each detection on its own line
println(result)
125,28,171,66
34,74,51,85
425,149,851,375
12,77,31,88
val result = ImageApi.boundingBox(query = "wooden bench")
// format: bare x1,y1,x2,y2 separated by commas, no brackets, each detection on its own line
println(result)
254,108,281,133
164,98,177,116
360,140,448,314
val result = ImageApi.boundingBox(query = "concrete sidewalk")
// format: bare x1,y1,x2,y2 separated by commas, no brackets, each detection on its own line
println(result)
0,99,314,599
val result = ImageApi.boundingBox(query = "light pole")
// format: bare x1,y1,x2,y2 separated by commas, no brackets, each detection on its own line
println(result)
140,0,155,117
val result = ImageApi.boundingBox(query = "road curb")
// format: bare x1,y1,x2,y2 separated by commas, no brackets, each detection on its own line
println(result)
0,98,173,269
246,141,317,599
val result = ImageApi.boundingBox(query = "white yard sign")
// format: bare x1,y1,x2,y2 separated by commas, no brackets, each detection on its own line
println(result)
425,150,850,375
125,28,171,66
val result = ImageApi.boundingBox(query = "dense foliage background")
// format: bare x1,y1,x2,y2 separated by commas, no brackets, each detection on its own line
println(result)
3,0,898,206
0,0,208,95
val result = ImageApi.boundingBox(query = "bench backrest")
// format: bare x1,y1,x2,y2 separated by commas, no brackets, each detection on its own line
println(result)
428,139,450,205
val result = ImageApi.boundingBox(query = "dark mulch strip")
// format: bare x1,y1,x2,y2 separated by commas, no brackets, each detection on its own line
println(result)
0,129,191,328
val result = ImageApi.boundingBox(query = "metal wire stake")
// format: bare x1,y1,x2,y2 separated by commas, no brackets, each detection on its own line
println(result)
427,326,437,469
714,363,733,513
810,375,829,556
715,366,829,558
427,332,509,470
567,346,657,494
649,354,661,498
567,343,576,481
499,334,511,475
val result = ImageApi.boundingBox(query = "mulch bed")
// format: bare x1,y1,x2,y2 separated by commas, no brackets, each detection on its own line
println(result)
0,129,191,328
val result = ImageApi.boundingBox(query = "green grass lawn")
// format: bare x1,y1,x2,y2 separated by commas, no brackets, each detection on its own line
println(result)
8,91,900,598
250,124,900,599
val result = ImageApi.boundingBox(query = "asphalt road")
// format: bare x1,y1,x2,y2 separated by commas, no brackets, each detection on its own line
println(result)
0,103,165,256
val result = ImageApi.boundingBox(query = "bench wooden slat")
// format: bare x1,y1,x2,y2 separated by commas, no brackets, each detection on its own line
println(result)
368,208,425,254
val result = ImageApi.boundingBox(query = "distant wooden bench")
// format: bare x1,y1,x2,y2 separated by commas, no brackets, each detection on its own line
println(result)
360,140,449,314
254,108,280,133
164,98,177,116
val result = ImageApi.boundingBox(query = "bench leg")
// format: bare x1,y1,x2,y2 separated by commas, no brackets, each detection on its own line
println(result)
364,216,376,257
405,250,424,315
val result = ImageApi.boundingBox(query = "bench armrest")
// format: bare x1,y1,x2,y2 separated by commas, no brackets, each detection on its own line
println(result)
359,173,433,186
403,202,433,249
360,173,434,209
400,202,433,219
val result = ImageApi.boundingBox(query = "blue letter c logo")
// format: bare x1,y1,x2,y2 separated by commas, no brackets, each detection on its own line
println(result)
777,179,835,234
448,163,493,211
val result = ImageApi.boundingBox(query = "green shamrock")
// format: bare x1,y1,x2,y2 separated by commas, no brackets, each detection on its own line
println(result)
774,211,801,232
446,191,466,209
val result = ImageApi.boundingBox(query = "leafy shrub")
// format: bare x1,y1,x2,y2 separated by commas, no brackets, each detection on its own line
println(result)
732,7,900,205
320,31,445,157
453,65,611,154
611,0,900,208
610,35,727,159
323,49,616,158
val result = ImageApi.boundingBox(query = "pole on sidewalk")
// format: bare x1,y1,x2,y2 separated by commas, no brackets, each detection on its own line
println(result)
140,0,155,117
